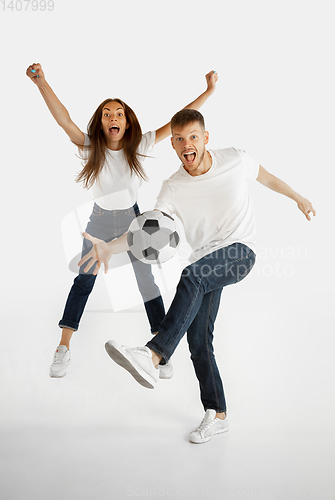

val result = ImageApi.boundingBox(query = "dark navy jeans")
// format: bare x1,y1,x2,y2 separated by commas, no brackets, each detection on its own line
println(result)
59,203,165,333
146,243,256,413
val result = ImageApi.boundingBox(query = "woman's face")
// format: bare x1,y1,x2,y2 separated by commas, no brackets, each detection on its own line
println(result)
101,101,129,146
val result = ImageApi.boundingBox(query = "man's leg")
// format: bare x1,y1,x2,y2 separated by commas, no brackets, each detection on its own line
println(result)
105,244,256,388
146,243,255,362
187,288,226,415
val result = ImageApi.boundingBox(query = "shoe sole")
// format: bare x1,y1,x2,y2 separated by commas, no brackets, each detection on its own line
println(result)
49,371,66,378
105,341,156,389
159,369,173,379
189,425,229,444
49,360,71,378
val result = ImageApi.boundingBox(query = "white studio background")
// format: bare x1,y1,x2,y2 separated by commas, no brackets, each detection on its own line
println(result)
0,1,334,500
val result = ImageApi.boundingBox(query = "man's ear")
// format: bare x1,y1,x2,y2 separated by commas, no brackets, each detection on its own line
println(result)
204,131,209,145
170,136,175,150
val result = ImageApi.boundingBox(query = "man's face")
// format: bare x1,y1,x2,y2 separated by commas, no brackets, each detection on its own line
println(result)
171,122,209,175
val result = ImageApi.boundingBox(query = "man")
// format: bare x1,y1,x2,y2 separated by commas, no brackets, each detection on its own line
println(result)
79,109,316,444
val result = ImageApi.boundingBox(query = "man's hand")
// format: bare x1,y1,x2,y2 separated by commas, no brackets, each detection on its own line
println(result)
78,233,113,275
296,196,316,221
205,70,218,95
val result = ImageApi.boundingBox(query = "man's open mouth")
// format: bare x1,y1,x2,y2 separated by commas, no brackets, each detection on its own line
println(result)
183,151,196,164
109,126,120,136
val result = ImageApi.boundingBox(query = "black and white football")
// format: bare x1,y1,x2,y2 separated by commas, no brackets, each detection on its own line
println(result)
127,210,180,264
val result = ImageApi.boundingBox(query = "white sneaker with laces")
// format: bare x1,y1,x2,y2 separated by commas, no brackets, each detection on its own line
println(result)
189,409,229,444
105,340,159,389
159,359,173,379
49,345,71,378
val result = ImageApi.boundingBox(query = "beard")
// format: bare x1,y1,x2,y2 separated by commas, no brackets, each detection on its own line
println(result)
181,148,206,171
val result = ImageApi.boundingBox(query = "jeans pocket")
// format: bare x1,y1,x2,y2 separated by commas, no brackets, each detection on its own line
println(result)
92,204,103,216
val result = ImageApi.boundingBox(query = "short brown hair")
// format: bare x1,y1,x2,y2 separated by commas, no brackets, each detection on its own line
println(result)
170,108,205,132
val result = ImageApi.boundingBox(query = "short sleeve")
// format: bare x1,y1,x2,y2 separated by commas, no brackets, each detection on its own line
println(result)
138,131,156,156
236,149,260,181
78,133,91,160
154,180,175,216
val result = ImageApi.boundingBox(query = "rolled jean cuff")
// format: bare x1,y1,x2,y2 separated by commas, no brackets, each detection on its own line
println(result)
150,326,160,335
205,406,227,414
58,320,78,332
145,341,169,364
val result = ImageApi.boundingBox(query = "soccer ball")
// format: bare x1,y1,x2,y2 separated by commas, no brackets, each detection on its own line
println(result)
127,210,180,264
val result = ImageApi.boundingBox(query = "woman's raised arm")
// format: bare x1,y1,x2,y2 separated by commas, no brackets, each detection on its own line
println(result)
26,63,85,147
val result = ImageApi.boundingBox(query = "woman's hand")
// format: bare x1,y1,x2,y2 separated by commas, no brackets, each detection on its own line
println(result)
26,63,46,87
205,70,218,95
78,233,113,275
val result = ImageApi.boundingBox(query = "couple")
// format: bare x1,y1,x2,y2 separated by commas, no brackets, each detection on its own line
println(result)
78,108,316,444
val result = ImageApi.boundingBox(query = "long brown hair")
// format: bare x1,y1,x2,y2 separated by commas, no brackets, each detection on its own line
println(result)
76,98,148,189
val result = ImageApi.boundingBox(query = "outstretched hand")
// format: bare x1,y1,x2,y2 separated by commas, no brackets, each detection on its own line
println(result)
297,197,316,221
78,233,112,275
205,70,219,94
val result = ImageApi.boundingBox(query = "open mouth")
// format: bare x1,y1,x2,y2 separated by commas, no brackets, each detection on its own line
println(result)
109,125,120,136
183,151,196,165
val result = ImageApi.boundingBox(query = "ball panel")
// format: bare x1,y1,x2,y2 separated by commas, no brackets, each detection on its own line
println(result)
128,216,143,232
129,244,145,261
143,247,159,261
151,231,171,250
133,230,151,249
169,231,180,248
143,219,160,235
127,231,134,247
143,210,163,220
156,245,176,264
136,214,150,230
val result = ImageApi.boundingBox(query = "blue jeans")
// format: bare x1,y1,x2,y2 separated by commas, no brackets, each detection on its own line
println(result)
146,243,256,413
59,203,165,333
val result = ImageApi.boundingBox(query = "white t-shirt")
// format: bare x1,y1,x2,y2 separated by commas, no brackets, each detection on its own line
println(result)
80,131,155,210
155,148,260,263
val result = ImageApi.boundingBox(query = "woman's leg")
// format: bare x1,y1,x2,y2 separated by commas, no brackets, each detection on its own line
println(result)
58,236,99,340
57,204,114,346
128,251,165,334
118,203,165,334
59,328,74,349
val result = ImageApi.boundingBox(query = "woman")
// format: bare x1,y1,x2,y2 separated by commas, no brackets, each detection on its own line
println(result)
26,63,218,378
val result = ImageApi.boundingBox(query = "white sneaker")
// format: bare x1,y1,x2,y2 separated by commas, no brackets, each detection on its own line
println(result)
105,340,159,389
49,345,71,378
189,409,229,444
159,359,173,379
